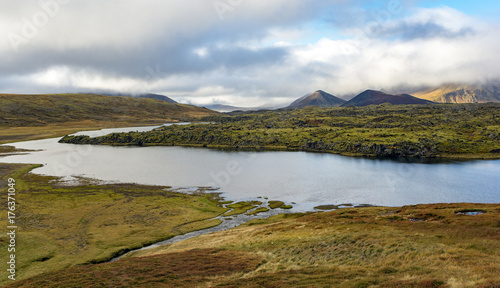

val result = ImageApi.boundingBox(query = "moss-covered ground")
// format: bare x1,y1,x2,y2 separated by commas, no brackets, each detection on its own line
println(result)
60,103,500,159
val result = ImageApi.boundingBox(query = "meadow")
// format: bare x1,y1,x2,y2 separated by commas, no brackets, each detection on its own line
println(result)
7,201,499,287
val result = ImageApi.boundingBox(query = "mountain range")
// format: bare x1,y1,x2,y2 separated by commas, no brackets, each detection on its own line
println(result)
84,81,500,112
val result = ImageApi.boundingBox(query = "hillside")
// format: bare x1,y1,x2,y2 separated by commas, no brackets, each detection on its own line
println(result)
0,93,218,144
0,93,216,127
288,90,346,108
413,83,500,103
341,90,435,107
136,93,177,103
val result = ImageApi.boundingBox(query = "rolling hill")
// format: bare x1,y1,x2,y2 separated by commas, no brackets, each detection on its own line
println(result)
412,83,500,103
341,90,435,107
0,93,216,127
287,90,346,108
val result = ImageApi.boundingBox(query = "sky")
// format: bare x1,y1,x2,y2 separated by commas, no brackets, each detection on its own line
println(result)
1,0,500,106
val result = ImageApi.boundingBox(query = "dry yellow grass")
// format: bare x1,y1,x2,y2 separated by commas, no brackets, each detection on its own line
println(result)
131,204,500,288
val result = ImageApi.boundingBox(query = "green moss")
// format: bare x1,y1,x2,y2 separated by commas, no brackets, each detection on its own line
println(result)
246,207,270,215
60,103,500,159
268,201,285,209
224,201,263,216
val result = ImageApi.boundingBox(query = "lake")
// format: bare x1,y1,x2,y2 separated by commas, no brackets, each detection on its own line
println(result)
1,124,499,211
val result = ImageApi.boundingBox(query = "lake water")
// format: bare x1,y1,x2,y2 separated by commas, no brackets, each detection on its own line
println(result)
1,124,499,211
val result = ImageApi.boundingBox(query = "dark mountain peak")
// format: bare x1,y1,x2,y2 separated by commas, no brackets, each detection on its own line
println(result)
288,90,346,108
341,90,434,107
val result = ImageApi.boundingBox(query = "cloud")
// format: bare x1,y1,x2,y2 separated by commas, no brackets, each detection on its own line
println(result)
0,1,499,105
369,7,478,40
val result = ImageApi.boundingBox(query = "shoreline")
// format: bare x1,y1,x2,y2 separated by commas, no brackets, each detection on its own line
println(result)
56,140,500,161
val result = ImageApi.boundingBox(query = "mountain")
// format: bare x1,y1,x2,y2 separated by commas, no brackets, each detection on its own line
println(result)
412,83,500,103
341,90,435,107
137,93,177,104
287,90,346,108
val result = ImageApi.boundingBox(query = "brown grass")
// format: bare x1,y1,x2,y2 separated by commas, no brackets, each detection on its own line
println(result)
4,202,499,287
5,249,265,288
135,203,500,288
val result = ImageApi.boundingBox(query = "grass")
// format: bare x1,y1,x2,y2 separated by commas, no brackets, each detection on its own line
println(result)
224,201,263,216
12,203,499,287
5,249,265,288
0,163,228,285
246,207,270,216
128,203,500,288
60,103,500,159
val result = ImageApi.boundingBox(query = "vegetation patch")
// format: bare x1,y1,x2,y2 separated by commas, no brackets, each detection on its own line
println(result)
268,201,285,209
224,201,263,216
246,207,270,215
314,204,339,210
60,104,500,159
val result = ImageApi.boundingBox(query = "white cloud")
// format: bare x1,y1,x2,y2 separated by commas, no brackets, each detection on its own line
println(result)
0,2,499,105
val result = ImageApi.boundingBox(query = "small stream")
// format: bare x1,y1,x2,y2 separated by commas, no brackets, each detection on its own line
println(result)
109,200,296,262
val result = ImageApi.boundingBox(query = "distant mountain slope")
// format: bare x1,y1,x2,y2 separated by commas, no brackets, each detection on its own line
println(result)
288,90,346,108
412,83,500,103
205,104,253,112
136,93,177,104
341,90,435,107
0,93,217,127
205,104,283,112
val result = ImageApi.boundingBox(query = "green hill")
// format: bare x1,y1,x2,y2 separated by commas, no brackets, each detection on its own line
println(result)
0,93,215,126
0,93,218,144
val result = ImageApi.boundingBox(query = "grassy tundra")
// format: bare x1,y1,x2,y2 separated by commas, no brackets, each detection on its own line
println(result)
6,201,500,287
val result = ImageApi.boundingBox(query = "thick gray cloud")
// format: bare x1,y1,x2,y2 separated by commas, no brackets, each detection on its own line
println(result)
0,1,499,106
